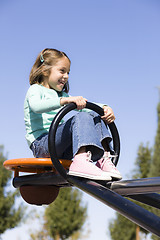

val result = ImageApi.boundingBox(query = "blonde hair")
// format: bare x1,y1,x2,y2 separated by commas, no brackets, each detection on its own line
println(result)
29,48,71,93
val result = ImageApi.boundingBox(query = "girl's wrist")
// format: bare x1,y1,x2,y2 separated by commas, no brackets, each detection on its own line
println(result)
60,97,68,106
60,97,64,106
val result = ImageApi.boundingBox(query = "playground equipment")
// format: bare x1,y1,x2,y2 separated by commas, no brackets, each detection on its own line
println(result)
3,102,160,237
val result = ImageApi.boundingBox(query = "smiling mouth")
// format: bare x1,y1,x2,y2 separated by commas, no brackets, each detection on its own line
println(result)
59,80,65,85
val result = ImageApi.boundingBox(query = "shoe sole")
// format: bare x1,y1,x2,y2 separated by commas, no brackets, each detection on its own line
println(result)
68,171,112,181
109,172,122,180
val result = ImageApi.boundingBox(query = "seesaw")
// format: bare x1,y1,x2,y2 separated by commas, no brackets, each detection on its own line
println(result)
3,102,160,237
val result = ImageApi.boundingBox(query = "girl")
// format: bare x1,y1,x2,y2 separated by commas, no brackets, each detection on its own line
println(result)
24,48,122,181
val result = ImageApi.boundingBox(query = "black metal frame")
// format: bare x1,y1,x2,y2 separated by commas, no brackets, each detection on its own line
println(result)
67,177,160,236
13,172,160,236
13,102,160,237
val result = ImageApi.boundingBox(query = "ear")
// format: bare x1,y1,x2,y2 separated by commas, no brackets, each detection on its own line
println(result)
42,69,50,77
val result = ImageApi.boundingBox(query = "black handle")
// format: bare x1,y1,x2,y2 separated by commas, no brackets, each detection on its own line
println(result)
48,102,120,179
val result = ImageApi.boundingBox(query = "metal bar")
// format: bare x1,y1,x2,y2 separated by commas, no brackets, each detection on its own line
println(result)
13,172,70,188
127,193,160,210
109,177,160,195
67,176,160,237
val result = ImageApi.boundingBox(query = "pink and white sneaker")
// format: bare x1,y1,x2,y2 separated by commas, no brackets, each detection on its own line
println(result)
68,151,112,181
96,152,122,180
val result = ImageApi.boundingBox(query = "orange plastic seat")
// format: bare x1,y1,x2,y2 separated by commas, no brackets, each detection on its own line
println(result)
3,158,72,177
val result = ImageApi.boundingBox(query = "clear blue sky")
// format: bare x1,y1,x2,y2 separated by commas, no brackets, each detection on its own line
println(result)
0,0,160,239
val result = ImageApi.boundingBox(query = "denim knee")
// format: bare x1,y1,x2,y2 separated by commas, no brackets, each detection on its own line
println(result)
30,134,50,158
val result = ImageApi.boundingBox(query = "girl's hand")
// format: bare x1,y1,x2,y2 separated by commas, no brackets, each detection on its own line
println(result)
60,96,87,110
101,106,115,124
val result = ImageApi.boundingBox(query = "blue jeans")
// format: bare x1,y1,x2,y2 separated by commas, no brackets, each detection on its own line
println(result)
30,111,112,161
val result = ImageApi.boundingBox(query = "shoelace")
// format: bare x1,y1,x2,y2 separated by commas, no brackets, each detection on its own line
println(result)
101,153,117,169
86,151,93,162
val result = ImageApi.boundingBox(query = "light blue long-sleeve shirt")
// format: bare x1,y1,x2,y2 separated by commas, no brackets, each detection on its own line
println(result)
24,84,105,146
24,84,70,146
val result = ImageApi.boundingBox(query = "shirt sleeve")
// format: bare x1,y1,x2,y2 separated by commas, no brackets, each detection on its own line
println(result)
27,85,62,114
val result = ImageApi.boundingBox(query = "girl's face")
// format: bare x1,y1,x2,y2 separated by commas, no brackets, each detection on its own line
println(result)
43,56,70,91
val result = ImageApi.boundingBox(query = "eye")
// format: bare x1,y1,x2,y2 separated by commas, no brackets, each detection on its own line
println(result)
60,69,65,73
60,68,70,75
